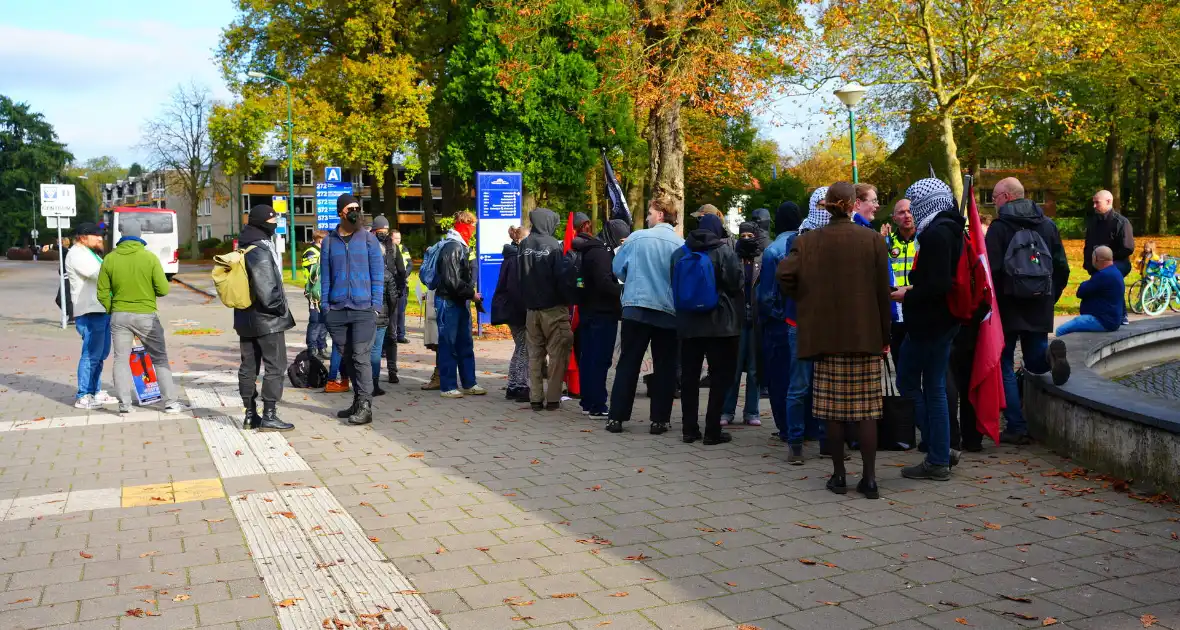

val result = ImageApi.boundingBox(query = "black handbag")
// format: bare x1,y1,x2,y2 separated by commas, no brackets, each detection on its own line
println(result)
879,354,915,450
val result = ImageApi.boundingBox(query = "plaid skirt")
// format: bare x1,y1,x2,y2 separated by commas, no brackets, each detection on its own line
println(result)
812,354,883,422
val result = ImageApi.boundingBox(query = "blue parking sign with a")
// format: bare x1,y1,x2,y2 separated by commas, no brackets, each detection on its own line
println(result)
325,167,342,183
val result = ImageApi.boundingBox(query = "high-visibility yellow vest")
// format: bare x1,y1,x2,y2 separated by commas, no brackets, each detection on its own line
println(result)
887,233,916,288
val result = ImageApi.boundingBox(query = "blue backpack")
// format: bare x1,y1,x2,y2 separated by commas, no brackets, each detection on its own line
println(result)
672,246,719,313
418,239,446,290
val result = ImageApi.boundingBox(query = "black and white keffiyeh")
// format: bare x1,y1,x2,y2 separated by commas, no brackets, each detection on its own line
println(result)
904,178,955,233
800,186,830,232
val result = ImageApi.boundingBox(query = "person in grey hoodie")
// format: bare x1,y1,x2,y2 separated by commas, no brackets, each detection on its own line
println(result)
519,208,573,410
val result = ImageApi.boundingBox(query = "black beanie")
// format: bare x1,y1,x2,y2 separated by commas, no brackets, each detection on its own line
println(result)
775,201,802,235
337,194,358,213
248,204,277,227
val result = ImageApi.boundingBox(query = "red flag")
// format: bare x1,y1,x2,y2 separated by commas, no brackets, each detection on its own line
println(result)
967,186,1005,444
563,212,581,396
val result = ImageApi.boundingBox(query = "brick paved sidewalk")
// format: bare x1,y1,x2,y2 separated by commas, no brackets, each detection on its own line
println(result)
1,260,1178,630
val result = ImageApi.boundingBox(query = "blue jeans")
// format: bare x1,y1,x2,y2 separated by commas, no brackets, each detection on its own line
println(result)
899,326,959,467
371,326,387,383
578,313,617,414
75,313,111,399
723,323,759,418
328,346,342,380
1055,315,1107,337
762,320,792,438
1000,331,1049,435
436,296,476,392
786,325,822,445
307,307,328,351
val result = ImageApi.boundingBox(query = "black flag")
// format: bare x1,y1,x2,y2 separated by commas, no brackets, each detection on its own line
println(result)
602,149,631,225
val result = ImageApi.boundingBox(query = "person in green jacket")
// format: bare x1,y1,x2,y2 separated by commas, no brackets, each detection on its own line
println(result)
97,219,188,415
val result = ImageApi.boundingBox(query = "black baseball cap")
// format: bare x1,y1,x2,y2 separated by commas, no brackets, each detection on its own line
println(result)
74,222,104,236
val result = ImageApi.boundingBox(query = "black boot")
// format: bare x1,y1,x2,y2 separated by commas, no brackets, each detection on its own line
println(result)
337,394,359,419
348,399,373,425
258,402,294,432
242,397,260,430
514,387,531,403
387,372,399,384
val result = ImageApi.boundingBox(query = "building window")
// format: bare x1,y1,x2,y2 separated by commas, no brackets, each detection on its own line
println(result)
200,198,212,216
296,225,316,243
198,224,213,240
295,197,314,215
302,169,313,186
982,189,995,205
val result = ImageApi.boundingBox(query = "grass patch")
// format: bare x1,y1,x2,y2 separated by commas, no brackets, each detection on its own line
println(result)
1056,236,1180,315
285,271,428,318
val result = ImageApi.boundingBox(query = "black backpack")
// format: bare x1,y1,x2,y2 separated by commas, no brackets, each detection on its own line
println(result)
287,349,328,388
1001,227,1054,298
562,249,584,304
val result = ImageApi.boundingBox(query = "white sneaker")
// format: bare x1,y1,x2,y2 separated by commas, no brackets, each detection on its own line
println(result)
74,395,95,409
440,390,464,399
163,402,190,415
461,385,487,396
92,391,118,405
118,403,133,414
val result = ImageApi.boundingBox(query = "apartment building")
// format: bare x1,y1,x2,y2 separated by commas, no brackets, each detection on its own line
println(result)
100,167,236,242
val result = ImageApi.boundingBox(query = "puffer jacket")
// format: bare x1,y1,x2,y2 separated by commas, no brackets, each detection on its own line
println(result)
436,229,476,303
518,208,567,310
670,229,742,339
233,225,296,338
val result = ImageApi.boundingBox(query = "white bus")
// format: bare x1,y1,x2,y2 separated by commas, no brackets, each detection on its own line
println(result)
111,207,180,279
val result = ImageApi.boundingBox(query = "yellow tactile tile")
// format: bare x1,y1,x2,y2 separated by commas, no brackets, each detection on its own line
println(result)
122,483,175,507
173,478,225,503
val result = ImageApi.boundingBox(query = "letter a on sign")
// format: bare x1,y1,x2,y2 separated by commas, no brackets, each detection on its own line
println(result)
325,167,341,183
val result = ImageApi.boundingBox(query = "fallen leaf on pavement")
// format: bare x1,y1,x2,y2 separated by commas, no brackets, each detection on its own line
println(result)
435,547,446,554
530,459,541,465
956,504,978,509
551,593,578,598
737,625,763,630
819,601,840,606
407,452,424,458
588,485,603,491
373,484,389,489
597,622,612,627
511,617,534,621
1142,614,1159,627
8,598,32,604
794,523,823,530
173,594,190,602
1171,532,1178,540
126,609,147,617
1002,612,1038,620
1038,515,1058,520
623,554,649,561
799,558,817,565
246,595,260,598
276,598,302,607
398,590,421,595
203,518,225,523
939,600,961,607
1000,594,1032,603
132,585,152,590
714,540,723,546
955,618,971,626
1043,618,1058,626
234,450,243,456
983,522,1002,530
607,592,629,597
476,546,490,551
368,537,380,543
636,468,645,473
139,551,158,558
842,535,863,540
274,511,296,519
821,562,838,568
79,551,93,559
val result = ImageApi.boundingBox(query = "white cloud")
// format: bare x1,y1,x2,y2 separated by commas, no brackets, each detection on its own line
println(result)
0,23,230,165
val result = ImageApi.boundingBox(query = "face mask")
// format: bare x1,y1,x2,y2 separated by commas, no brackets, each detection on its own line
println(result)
345,210,359,224
258,221,277,237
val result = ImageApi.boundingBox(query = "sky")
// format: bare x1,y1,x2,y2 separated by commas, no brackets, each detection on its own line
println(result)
0,0,829,168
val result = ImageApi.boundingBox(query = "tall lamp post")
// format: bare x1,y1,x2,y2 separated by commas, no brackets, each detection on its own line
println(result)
14,187,36,244
834,82,868,183
247,71,298,281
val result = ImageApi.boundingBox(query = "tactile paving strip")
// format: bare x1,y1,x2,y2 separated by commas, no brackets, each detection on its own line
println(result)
196,415,312,478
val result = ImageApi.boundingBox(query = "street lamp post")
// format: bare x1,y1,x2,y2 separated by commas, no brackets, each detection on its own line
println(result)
247,71,298,281
15,187,35,244
834,82,868,184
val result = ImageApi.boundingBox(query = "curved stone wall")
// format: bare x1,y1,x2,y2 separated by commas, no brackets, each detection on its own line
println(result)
1024,317,1180,496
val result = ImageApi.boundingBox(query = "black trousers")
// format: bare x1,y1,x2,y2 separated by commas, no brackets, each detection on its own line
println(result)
609,319,677,424
326,309,377,401
890,321,908,373
680,336,739,439
238,332,287,404
383,325,398,377
948,323,983,449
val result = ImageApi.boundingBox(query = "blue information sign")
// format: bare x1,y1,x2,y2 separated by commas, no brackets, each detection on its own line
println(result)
316,182,352,230
476,172,523,325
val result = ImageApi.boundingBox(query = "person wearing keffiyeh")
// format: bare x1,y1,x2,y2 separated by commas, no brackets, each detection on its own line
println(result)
800,186,831,232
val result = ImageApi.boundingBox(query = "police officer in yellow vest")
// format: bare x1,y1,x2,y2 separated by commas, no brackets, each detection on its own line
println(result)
391,230,412,343
302,230,329,359
882,199,917,365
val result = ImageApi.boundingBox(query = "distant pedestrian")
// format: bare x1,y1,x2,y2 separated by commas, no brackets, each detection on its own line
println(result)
320,194,385,425
233,205,296,431
303,231,328,359
493,225,530,402
1056,245,1124,336
97,219,187,414
779,182,891,498
574,218,629,419
758,201,803,457
66,223,117,409
984,177,1071,445
371,216,405,392
607,197,684,434
435,211,486,398
721,222,762,426
675,213,742,445
519,208,573,410
392,229,412,343
1084,190,1134,277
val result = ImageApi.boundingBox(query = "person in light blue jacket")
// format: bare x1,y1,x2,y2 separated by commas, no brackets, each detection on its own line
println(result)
606,197,684,435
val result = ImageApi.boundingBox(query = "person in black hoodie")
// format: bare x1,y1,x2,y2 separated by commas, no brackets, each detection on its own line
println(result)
575,218,630,418
985,177,1071,444
673,213,743,445
894,179,963,481
371,216,404,394
234,205,296,432
751,207,773,253
492,226,530,402
519,208,573,410
720,222,763,426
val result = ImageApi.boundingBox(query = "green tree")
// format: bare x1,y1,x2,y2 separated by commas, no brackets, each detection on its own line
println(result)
0,96,73,247
209,99,272,235
127,162,143,177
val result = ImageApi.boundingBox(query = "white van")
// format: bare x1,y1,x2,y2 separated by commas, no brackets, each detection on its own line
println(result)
112,207,180,279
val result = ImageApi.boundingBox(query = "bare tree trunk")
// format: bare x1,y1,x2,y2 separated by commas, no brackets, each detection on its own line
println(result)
189,189,200,260
939,111,964,203
1104,122,1124,211
382,162,398,228
647,99,685,233
626,176,644,232
1143,138,1156,235
417,134,435,241
1123,148,1135,221
369,169,382,221
1155,139,1170,235
587,165,601,233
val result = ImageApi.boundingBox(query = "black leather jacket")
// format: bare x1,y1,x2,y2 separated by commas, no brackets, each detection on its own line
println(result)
436,235,476,303
233,225,296,338
375,235,405,328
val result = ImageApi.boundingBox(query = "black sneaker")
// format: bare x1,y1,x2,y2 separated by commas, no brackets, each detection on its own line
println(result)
650,421,668,435
826,474,848,495
682,433,701,443
949,449,961,467
856,478,880,499
514,388,532,403
387,374,399,384
901,461,951,481
962,442,983,453
589,411,609,420
702,432,732,446
396,338,410,344
999,432,1032,445
505,387,519,401
606,420,623,433
372,386,386,397
1048,339,1071,386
